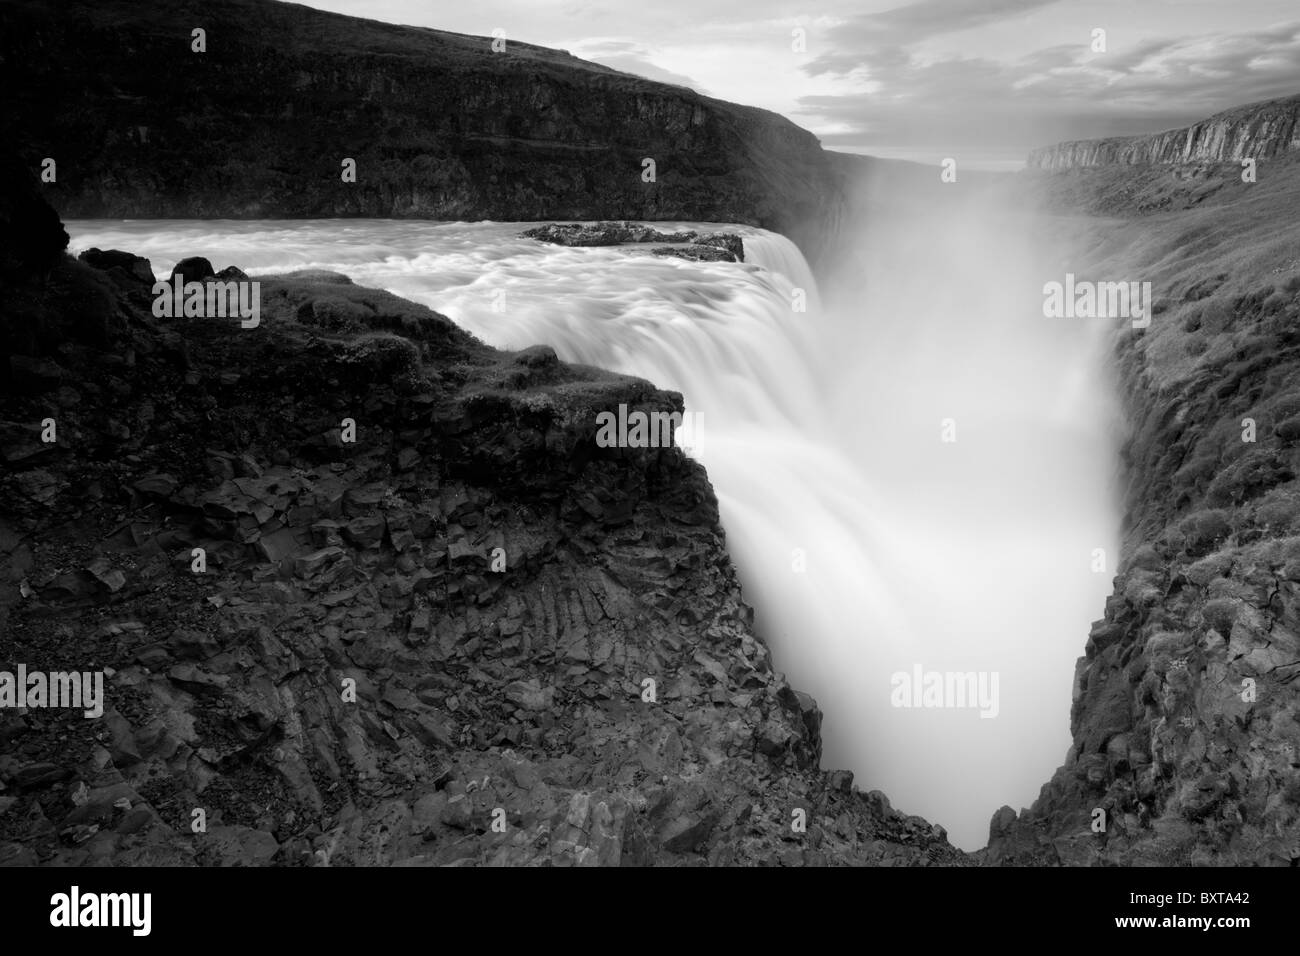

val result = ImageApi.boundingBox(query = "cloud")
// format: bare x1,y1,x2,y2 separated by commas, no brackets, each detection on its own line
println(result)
795,19,1300,159
803,0,1063,75
858,0,1063,39
568,38,706,91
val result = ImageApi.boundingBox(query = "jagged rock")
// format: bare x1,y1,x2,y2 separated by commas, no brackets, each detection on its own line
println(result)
295,547,344,578
200,825,280,866
343,514,386,549
524,223,745,263
865,790,893,818
652,246,736,263
1029,93,1300,169
78,248,155,284
86,557,126,593
133,474,178,498
660,812,716,853
692,234,745,261
757,718,794,755
521,222,698,246
11,762,71,792
503,680,554,712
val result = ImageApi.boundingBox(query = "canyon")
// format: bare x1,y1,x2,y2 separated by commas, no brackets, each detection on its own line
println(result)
2,0,1299,866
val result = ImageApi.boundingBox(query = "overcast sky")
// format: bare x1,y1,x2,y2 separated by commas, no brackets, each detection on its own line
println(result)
302,0,1300,169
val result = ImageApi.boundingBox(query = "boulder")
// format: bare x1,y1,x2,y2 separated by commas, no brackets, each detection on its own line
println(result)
170,256,215,282
78,248,155,284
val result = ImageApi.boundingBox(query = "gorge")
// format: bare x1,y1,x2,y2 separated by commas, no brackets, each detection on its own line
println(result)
2,0,1299,868
52,198,1121,852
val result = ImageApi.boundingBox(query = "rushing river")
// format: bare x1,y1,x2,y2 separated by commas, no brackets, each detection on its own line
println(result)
66,213,1121,850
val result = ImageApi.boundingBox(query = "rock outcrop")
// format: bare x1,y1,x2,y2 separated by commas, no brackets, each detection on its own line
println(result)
520,222,746,262
0,0,841,266
0,164,965,866
1027,94,1300,170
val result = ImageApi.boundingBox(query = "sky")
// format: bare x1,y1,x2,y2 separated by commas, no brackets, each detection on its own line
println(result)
299,0,1299,169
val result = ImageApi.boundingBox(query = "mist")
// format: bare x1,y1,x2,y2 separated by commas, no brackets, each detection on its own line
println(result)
746,168,1126,848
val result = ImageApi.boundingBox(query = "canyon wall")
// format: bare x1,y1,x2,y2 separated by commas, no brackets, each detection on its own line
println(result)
1027,94,1300,171
985,150,1300,865
0,0,844,265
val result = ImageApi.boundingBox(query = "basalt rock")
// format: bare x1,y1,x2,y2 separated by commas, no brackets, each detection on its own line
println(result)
1028,93,1300,171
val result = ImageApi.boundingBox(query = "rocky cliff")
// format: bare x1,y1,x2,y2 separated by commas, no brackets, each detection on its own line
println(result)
984,151,1300,865
0,0,843,266
0,158,965,866
1027,94,1300,171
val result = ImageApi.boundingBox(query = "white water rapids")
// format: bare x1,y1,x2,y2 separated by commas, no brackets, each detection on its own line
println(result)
67,211,1120,850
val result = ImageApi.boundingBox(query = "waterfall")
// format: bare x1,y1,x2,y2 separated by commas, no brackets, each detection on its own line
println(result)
65,216,1121,850
741,232,821,311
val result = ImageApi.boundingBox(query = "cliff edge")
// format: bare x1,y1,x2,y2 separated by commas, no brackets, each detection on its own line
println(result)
1027,94,1300,171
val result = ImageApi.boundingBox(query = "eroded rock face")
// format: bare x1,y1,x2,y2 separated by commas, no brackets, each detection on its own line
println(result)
0,0,840,265
1028,94,1300,170
985,154,1300,867
0,187,965,866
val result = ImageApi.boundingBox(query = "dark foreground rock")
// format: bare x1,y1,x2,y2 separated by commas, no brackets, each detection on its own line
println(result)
0,169,963,866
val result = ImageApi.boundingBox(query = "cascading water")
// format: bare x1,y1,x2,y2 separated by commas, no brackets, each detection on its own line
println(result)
67,211,1119,849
